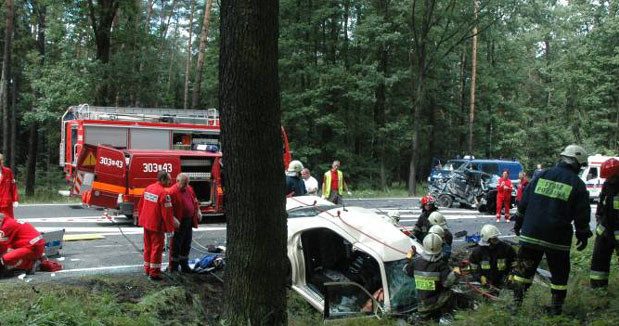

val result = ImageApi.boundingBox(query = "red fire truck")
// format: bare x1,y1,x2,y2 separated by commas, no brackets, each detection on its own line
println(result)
60,104,292,221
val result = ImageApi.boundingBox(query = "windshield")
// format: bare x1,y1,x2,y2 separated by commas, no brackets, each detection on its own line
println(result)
384,259,417,314
443,160,466,171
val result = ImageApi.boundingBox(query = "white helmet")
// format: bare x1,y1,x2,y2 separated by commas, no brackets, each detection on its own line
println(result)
480,224,501,246
428,211,447,227
428,225,445,238
287,160,304,173
560,145,587,166
423,233,443,255
387,211,401,223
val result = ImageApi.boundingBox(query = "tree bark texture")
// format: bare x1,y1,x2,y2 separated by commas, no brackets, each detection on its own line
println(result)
1,0,14,160
468,0,479,154
191,0,214,109
26,3,46,197
87,0,120,105
183,0,195,110
219,0,287,324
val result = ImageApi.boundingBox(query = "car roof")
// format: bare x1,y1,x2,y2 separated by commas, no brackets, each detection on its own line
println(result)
286,195,335,211
288,206,421,262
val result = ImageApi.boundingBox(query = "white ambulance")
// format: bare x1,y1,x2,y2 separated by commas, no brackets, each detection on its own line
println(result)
580,154,619,199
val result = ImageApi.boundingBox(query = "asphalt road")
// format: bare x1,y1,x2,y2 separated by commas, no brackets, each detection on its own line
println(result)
7,199,598,282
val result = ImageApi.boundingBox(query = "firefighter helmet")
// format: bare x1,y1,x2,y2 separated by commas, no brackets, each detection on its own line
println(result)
560,145,588,166
420,195,436,207
287,160,304,173
601,158,619,179
423,233,443,255
480,224,501,245
428,211,447,227
428,225,445,238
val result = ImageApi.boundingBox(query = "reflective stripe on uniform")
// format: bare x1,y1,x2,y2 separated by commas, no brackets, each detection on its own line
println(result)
550,283,568,291
519,235,571,251
590,270,609,280
614,231,619,241
513,275,532,284
614,197,619,210
597,225,606,236
497,259,507,271
29,235,43,245
534,178,573,201
481,261,491,270
414,270,441,280
144,192,159,202
150,263,162,268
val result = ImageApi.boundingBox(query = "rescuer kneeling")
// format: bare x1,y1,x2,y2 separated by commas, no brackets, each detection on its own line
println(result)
0,213,44,275
468,224,516,290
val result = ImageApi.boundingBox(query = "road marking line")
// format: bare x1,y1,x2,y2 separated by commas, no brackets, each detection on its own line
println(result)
19,203,82,207
35,226,227,234
57,263,168,273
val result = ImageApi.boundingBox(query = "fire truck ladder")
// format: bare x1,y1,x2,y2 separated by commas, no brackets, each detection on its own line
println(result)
69,104,219,126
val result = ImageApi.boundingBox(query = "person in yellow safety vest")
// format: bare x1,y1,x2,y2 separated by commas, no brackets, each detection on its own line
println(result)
321,160,351,204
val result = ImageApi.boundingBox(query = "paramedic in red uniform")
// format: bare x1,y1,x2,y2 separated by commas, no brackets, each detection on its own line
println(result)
139,171,178,280
0,213,44,274
496,169,513,222
167,173,201,273
0,154,19,219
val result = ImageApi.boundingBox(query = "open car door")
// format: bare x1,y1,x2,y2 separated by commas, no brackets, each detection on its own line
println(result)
89,145,127,209
323,281,383,321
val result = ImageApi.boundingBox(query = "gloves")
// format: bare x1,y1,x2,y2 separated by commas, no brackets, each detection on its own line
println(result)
453,267,462,275
481,275,487,285
173,217,180,228
347,191,352,196
575,230,593,251
12,201,18,208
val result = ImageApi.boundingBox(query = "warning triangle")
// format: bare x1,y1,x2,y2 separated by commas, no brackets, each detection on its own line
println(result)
83,153,97,166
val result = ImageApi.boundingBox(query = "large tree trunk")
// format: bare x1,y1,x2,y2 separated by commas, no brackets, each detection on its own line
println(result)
408,61,425,196
87,0,120,105
468,0,479,154
220,0,287,324
458,46,467,154
376,0,389,191
183,0,196,110
191,0,214,109
1,0,14,160
26,3,46,197
10,76,16,172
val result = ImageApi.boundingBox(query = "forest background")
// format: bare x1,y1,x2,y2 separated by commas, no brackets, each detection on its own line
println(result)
0,0,617,197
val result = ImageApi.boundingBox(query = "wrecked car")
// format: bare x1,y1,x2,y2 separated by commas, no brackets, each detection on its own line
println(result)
428,166,495,208
286,196,423,319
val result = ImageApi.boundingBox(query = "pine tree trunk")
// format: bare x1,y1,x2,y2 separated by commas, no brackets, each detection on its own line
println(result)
10,77,16,172
87,0,120,105
183,0,196,110
468,0,479,154
191,0,214,109
1,0,14,160
220,0,287,324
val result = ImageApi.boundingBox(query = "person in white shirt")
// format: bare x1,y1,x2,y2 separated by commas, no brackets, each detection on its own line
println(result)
301,168,319,196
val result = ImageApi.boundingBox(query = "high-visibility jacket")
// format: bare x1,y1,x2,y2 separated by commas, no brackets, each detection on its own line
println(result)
138,182,175,233
323,170,343,198
167,184,200,228
515,162,591,251
0,217,44,254
0,166,18,207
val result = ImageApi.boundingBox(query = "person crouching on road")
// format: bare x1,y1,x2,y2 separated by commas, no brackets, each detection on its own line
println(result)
139,171,178,281
405,234,467,320
590,158,619,288
496,169,513,223
467,224,516,290
285,160,307,197
0,213,44,275
412,195,438,240
168,173,201,273
512,144,592,316
428,225,452,263
0,153,19,219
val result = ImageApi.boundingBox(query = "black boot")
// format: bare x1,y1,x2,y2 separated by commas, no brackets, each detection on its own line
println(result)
180,260,192,274
548,294,565,316
168,262,179,273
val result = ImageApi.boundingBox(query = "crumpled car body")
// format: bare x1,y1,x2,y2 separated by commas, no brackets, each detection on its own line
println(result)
286,196,423,320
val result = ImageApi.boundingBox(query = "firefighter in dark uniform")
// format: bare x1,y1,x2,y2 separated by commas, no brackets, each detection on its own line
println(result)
412,195,438,240
405,233,459,320
590,158,619,287
513,144,592,315
468,224,516,289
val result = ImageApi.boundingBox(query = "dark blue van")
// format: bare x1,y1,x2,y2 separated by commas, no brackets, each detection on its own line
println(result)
429,158,523,187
